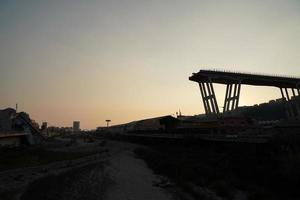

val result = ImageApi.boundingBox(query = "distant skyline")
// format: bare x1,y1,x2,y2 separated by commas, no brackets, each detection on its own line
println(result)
1,0,300,129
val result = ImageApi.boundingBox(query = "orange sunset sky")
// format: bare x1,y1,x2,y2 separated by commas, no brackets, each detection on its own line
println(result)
1,0,300,129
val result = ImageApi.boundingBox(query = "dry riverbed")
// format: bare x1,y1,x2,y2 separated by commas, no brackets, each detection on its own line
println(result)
0,138,177,200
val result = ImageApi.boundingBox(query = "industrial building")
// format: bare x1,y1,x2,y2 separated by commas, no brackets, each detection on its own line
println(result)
73,121,80,132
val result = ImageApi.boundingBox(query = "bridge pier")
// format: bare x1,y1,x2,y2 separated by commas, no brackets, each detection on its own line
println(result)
198,81,242,115
223,82,241,113
295,83,300,118
280,87,300,118
280,88,293,118
198,80,219,115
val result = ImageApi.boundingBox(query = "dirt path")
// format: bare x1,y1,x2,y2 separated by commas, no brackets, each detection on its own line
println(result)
105,141,173,200
17,140,174,200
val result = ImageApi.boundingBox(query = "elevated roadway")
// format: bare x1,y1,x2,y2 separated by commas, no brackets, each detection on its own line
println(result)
189,69,300,118
189,70,300,88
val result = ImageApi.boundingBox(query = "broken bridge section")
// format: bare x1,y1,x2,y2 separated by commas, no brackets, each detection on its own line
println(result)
280,87,300,118
189,69,300,119
198,80,219,114
223,82,241,113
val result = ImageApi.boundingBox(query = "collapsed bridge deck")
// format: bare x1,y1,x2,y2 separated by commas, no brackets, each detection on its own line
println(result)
189,69,300,117
189,70,300,88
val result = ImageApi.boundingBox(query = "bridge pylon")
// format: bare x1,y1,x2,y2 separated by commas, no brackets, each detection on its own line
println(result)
223,82,241,113
198,79,219,115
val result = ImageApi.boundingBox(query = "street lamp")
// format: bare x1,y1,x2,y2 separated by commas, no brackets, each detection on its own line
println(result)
105,120,111,127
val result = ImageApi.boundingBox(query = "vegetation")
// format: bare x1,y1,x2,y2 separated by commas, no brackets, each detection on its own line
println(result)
238,101,285,121
134,139,300,200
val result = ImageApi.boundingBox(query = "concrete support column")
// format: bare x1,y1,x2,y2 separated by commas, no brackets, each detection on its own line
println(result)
209,82,220,113
202,82,211,114
280,87,288,117
286,88,295,117
231,84,238,110
280,88,285,100
297,83,300,96
285,88,290,101
280,87,296,118
199,82,209,114
226,84,232,111
206,82,216,113
198,81,219,115
223,82,241,113
223,84,230,113
292,88,296,97
235,83,241,109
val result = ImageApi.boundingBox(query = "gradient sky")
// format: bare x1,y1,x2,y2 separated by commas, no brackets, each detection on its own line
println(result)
1,0,300,129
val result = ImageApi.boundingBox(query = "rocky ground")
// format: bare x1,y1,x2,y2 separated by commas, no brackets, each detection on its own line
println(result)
0,137,177,200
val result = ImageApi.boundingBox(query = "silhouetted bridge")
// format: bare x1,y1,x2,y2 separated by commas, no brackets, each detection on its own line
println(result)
189,70,300,118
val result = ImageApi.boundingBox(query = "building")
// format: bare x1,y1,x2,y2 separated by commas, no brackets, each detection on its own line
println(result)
41,122,47,130
0,108,16,131
73,121,80,132
0,108,44,147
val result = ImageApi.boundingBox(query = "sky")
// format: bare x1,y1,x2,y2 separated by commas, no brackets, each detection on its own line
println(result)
1,0,300,129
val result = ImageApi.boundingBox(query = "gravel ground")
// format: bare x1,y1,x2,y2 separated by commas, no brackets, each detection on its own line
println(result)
105,142,173,200
9,140,175,200
21,162,110,200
